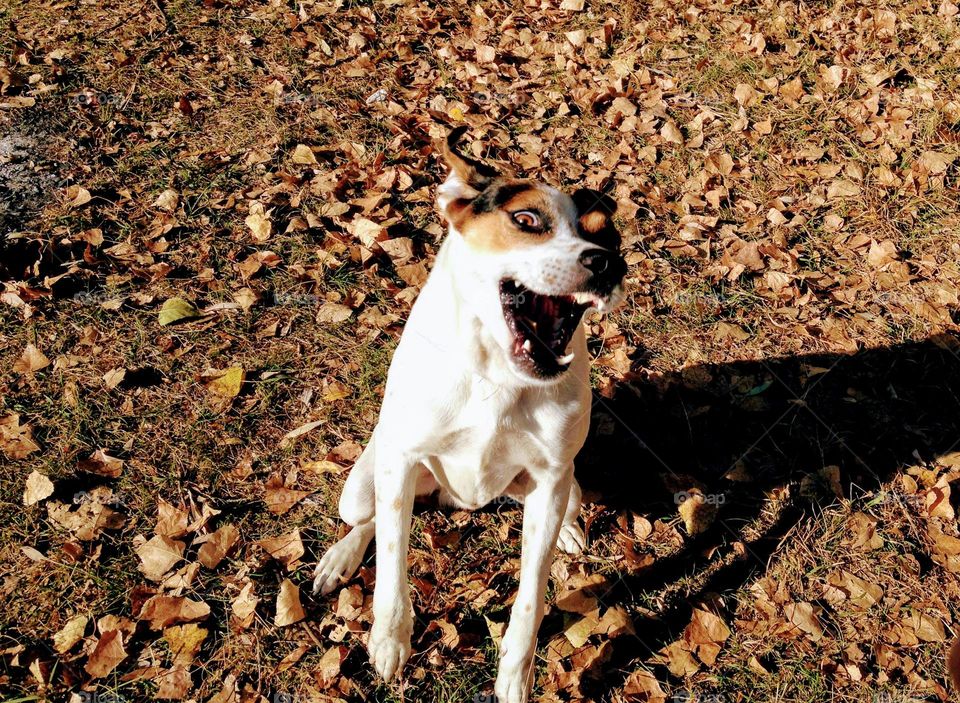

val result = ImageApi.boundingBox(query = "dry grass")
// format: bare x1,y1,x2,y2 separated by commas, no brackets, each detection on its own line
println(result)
2,0,959,701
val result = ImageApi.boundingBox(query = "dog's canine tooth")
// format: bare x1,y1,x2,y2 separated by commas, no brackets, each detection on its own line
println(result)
522,339,533,352
556,352,575,366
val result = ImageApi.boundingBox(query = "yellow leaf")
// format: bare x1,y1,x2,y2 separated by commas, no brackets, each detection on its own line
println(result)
159,297,200,326
206,367,245,398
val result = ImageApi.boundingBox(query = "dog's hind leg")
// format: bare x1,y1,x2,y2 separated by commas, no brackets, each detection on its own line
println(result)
313,437,377,595
555,476,585,555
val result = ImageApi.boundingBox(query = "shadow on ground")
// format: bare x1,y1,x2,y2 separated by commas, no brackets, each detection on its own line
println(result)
574,331,960,697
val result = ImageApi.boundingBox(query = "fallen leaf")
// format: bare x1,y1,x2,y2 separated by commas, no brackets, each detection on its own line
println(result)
197,523,240,569
292,144,318,165
137,534,186,581
245,201,272,242
281,419,324,446
78,449,124,478
1,414,41,459
66,185,92,207
23,470,54,506
155,666,192,699
784,601,824,642
13,343,50,374
85,629,127,678
264,472,312,515
159,297,200,326
156,499,191,538
154,189,179,212
258,528,305,568
622,667,667,702
53,614,89,653
683,609,731,666
231,581,258,631
163,623,207,666
275,578,305,626
139,595,211,630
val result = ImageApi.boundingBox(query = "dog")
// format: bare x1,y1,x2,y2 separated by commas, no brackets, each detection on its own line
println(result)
313,127,627,703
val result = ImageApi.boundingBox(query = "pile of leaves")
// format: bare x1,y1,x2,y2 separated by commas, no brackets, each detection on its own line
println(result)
2,0,959,700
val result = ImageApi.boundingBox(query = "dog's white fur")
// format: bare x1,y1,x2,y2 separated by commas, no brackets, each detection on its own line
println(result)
313,138,623,703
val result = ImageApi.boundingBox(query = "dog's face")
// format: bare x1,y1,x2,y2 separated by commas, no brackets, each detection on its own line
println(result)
436,127,627,383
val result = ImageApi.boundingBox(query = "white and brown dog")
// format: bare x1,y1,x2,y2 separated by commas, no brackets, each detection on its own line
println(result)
313,127,627,703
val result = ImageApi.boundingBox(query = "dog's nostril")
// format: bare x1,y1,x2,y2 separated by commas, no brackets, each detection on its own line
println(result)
579,249,611,275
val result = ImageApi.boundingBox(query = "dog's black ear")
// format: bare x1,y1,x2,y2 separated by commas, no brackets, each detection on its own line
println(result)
439,126,498,192
572,188,621,251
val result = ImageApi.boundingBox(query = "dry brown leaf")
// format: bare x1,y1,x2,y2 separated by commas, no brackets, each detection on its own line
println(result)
77,449,124,478
153,188,179,212
139,595,211,630
85,629,127,678
683,609,731,666
13,343,50,374
245,201,272,242
264,471,312,515
658,640,700,677
156,498,191,538
137,534,186,581
622,667,667,702
275,578,306,626
784,601,824,642
1,414,41,459
155,666,192,699
258,528,305,568
231,581,258,631
53,614,89,653
197,523,240,569
23,470,54,506
316,646,345,688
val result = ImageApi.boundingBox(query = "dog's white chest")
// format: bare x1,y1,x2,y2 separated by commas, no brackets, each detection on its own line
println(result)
424,378,548,509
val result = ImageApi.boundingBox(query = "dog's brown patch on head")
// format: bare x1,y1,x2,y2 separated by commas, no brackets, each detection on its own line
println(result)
456,180,559,253
572,188,621,251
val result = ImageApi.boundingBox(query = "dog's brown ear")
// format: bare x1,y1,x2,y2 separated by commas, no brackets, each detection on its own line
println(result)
439,126,498,192
572,188,621,250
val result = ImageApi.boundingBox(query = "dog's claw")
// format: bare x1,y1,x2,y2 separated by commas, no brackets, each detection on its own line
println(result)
368,623,411,682
312,527,372,595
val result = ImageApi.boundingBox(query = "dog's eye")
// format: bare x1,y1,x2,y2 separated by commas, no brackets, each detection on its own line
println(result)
511,210,542,230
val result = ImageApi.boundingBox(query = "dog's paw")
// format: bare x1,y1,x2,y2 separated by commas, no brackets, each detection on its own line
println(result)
494,650,534,703
312,530,370,595
368,620,412,682
556,522,585,555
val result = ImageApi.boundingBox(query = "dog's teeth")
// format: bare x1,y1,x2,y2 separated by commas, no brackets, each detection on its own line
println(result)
522,339,533,352
557,352,575,366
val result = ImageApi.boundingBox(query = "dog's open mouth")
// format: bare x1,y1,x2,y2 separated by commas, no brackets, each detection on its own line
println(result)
500,279,600,378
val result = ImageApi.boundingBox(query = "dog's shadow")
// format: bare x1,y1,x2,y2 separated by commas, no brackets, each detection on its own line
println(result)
572,331,960,690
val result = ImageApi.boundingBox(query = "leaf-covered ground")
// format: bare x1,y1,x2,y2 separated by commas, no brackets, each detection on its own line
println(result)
2,0,960,701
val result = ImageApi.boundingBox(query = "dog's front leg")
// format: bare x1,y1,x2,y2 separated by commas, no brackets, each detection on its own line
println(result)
495,470,572,703
368,453,417,682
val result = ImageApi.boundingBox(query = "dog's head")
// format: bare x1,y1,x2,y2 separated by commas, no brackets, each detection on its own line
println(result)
436,127,627,383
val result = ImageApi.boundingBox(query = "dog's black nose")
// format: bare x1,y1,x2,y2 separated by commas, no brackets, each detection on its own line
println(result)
579,249,612,275
579,248,627,294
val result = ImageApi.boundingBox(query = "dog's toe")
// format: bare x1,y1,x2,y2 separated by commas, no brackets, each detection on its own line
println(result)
556,523,585,555
368,627,410,682
312,530,370,595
